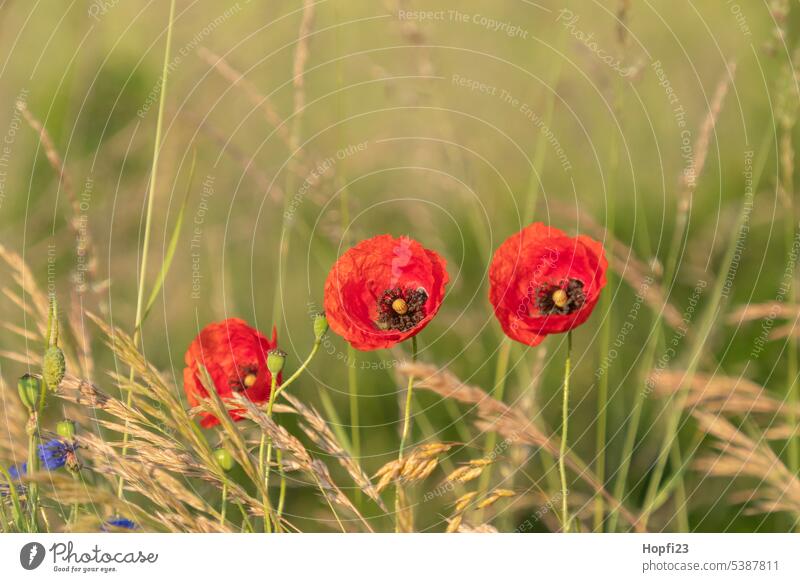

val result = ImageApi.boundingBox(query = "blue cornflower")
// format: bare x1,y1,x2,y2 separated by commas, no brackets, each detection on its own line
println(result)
8,463,27,480
1,463,26,498
102,518,137,531
37,439,78,471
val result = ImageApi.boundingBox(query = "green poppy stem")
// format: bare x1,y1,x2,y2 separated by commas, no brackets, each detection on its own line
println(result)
260,376,278,533
395,335,418,532
559,331,573,532
0,464,24,531
260,338,322,532
26,419,39,532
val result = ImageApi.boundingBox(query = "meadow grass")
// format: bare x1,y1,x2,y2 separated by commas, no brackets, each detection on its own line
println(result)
1,1,799,533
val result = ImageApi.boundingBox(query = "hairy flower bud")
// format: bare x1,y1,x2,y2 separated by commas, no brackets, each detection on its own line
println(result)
17,374,42,412
267,349,286,375
43,346,66,389
313,312,329,342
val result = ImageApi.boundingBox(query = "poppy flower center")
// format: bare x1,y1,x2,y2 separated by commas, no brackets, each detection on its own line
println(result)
230,364,258,392
534,279,586,315
377,287,428,332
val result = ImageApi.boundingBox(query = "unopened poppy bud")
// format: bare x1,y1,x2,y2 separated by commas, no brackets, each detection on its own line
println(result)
17,374,42,412
43,346,66,389
267,349,286,375
313,312,329,342
56,419,76,439
213,448,235,472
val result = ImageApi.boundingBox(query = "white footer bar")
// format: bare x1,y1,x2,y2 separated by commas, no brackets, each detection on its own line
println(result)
1,533,798,581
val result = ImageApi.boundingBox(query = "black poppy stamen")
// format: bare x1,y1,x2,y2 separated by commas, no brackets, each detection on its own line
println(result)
230,364,258,392
534,278,586,315
377,286,428,332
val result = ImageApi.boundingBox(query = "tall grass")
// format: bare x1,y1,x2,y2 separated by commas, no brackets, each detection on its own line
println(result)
2,2,800,535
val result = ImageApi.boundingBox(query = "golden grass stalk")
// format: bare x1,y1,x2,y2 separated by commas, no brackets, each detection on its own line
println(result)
117,0,177,500
234,395,373,532
651,371,797,418
397,361,645,531
281,392,386,510
373,441,453,494
693,411,800,518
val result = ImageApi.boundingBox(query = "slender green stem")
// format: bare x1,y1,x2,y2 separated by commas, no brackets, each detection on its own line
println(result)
69,472,80,528
0,491,9,532
559,331,573,532
277,449,287,519
334,2,361,509
273,341,320,399
594,125,620,532
28,303,58,530
26,420,39,532
593,306,611,531
781,140,798,478
0,463,24,532
475,338,512,520
312,472,346,532
118,0,176,499
607,332,659,532
347,346,361,507
669,442,689,531
395,336,418,532
260,375,279,533
639,130,773,530
236,501,254,533
259,340,322,532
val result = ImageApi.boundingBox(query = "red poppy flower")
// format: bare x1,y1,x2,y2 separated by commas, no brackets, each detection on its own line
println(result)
324,235,449,350
183,318,280,428
489,222,607,346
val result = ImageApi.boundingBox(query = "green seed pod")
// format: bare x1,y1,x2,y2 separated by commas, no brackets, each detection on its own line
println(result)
267,349,286,375
43,346,66,389
56,419,76,440
213,448,235,472
17,374,42,412
313,312,329,342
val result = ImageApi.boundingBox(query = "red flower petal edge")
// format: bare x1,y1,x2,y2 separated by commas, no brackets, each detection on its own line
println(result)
489,222,608,346
324,235,449,350
183,318,280,428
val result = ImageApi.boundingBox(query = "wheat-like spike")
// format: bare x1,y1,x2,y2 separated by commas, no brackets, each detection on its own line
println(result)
395,487,414,533
445,513,462,533
399,361,644,531
445,465,485,484
373,458,403,480
453,491,478,513
469,457,494,468
475,496,499,510
492,489,516,498
375,469,399,495
457,522,498,533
